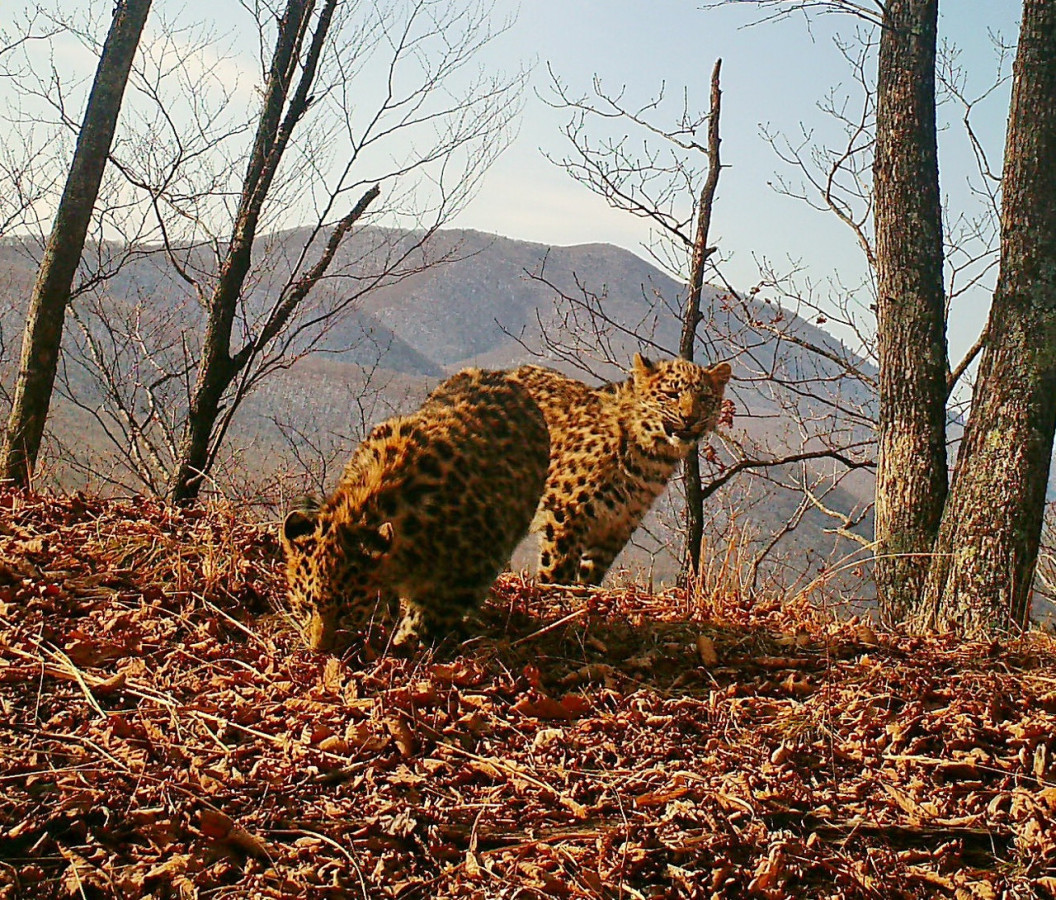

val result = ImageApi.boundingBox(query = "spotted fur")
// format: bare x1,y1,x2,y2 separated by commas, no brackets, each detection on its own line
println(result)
281,369,550,651
510,353,732,585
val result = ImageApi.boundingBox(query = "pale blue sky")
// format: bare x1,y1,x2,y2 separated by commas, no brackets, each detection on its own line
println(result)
4,0,1022,359
456,1,1019,360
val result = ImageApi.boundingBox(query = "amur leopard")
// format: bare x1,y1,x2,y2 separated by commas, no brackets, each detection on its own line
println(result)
510,353,732,585
281,368,549,651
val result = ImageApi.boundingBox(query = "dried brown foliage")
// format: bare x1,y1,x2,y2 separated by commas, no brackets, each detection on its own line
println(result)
1,489,1054,898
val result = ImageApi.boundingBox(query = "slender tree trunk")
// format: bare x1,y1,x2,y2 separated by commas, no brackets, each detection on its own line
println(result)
680,59,722,581
871,0,948,622
1,0,151,486
917,0,1056,634
168,0,317,503
168,317,237,502
166,0,383,504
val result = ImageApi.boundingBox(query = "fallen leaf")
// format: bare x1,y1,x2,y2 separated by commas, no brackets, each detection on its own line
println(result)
512,694,589,721
199,809,234,840
696,635,719,666
634,786,690,809
856,623,879,645
386,715,417,756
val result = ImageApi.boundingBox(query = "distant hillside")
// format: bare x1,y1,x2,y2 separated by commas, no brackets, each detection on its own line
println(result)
0,227,877,587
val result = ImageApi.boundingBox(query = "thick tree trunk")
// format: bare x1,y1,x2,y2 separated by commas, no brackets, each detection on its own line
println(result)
680,60,722,581
871,0,948,622
1,0,151,486
917,0,1056,634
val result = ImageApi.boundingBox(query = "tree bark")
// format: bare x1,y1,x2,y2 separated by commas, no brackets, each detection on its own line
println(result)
871,0,948,622
1,0,151,486
168,0,326,503
917,0,1056,634
680,59,722,581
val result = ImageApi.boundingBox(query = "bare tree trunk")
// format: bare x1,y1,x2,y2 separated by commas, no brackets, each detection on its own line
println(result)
1,0,151,486
872,0,948,622
146,0,509,503
917,0,1056,634
167,0,349,503
680,59,723,581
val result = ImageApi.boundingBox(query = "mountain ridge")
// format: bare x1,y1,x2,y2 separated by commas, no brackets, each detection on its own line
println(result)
0,225,877,585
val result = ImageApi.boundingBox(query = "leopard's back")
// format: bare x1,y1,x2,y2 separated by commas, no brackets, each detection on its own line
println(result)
281,368,550,650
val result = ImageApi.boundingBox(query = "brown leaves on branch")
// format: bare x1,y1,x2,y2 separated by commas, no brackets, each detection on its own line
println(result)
1,488,1054,897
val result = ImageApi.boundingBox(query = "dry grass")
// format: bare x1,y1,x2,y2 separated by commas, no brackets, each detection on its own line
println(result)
1,489,1055,898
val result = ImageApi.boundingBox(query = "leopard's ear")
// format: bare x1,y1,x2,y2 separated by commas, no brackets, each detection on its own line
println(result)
282,509,318,547
708,361,733,389
632,352,655,376
293,494,322,514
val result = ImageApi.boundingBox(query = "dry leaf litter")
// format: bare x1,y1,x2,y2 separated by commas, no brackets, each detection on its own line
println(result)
1,489,1055,898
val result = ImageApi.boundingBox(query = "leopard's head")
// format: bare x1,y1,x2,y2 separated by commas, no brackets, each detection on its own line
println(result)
629,353,732,451
280,502,395,651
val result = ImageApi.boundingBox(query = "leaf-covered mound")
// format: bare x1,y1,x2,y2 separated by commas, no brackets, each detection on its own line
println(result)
1,489,1055,899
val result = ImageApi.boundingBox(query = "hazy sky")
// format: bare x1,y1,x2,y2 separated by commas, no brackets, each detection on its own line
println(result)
5,0,1023,358
467,2,1018,344
454,0,1018,363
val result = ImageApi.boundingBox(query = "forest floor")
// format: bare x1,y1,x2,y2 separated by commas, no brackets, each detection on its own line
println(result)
1,489,1055,899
